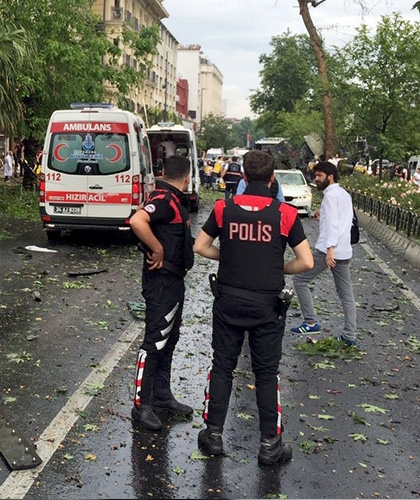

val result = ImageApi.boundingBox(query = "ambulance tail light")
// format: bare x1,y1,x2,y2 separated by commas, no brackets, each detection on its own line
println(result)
132,175,140,204
39,174,45,203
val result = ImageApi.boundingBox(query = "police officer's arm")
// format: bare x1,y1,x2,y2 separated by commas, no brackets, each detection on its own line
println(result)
129,209,164,270
283,239,313,274
193,229,220,260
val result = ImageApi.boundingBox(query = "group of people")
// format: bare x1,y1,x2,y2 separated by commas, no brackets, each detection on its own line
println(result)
200,155,244,198
2,142,42,188
129,151,358,466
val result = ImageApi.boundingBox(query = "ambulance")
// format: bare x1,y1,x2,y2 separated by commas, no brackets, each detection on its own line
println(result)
39,103,154,240
147,121,200,212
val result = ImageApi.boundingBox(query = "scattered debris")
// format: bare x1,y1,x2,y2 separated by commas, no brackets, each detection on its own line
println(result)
24,245,57,253
67,268,109,277
127,301,146,320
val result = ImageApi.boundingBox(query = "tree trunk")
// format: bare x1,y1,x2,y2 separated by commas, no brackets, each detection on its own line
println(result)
297,0,337,159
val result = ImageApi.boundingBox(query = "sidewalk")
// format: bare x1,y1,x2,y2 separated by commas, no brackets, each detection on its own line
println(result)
356,208,420,270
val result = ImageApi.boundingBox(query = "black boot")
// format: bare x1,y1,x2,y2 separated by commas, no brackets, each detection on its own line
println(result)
131,404,163,431
152,397,193,416
258,435,292,465
198,425,223,455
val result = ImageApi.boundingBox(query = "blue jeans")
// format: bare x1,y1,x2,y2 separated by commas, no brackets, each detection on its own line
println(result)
292,249,357,341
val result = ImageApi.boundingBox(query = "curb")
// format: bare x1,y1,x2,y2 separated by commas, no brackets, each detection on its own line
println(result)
356,209,420,270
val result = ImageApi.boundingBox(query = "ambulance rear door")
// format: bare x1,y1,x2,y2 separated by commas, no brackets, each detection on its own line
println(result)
43,118,134,225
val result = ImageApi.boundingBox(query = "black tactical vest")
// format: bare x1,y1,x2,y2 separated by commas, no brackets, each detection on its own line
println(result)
217,198,285,292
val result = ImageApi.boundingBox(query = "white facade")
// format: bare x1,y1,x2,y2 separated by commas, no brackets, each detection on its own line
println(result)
151,24,178,124
200,59,223,120
176,45,202,124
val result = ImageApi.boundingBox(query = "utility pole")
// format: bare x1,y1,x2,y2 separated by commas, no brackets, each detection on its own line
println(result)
163,52,168,121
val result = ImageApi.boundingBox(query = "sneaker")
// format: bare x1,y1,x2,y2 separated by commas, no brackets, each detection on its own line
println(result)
335,335,356,347
152,397,193,416
198,426,223,456
290,322,321,334
258,435,293,465
131,404,163,431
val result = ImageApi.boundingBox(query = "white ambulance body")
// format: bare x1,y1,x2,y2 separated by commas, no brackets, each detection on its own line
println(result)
40,103,154,240
147,122,200,212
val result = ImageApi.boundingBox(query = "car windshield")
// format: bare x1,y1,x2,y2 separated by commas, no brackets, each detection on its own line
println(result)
276,171,306,186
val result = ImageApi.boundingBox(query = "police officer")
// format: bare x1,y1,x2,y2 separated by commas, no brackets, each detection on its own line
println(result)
221,155,243,198
130,155,194,431
193,150,314,464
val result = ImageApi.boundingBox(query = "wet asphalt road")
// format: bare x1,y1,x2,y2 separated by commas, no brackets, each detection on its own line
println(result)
0,200,420,499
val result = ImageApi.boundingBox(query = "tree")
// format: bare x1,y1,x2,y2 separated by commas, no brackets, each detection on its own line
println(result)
0,0,160,140
197,113,237,152
297,0,337,158
0,21,35,133
337,13,420,178
249,30,320,137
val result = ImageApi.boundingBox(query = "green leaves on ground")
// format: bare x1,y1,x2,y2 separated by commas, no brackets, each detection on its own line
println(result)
357,404,389,414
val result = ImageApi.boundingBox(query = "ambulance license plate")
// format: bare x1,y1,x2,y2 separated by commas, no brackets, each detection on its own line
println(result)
53,205,82,215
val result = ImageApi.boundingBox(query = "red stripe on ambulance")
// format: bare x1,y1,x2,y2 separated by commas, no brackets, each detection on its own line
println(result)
46,191,132,204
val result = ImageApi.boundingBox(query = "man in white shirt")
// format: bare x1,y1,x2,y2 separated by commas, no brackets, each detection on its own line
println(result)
290,161,357,346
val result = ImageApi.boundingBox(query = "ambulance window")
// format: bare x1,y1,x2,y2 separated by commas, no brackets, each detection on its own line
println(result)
49,134,82,174
95,134,129,174
48,133,129,175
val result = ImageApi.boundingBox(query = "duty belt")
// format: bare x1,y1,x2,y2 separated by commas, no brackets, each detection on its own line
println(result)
219,283,279,306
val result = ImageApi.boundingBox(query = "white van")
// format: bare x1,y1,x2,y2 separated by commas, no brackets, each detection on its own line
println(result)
147,122,200,212
408,155,420,179
40,103,154,240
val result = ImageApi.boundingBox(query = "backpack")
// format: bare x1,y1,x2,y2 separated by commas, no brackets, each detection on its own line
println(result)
350,209,360,245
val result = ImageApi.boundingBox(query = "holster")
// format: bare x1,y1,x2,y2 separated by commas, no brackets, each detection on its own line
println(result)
276,297,290,320
209,274,219,298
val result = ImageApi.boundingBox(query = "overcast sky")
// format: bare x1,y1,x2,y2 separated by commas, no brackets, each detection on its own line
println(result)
162,0,419,119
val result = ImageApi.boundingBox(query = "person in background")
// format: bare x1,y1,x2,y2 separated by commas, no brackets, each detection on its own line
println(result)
412,166,420,186
4,151,14,181
211,156,223,191
221,155,243,199
290,161,357,347
129,155,195,431
193,150,313,465
236,174,285,202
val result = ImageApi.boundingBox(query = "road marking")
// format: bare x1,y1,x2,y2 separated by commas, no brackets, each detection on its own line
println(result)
0,321,144,499
362,242,420,311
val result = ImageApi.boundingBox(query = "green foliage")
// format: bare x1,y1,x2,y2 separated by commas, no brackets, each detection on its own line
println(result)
0,183,39,221
0,20,36,133
340,175,420,214
336,13,420,161
249,30,323,139
197,113,237,151
0,0,160,140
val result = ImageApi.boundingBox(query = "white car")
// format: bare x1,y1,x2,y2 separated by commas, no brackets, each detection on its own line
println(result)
274,169,312,215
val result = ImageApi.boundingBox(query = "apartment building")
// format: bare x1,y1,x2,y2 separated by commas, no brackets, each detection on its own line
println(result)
176,45,224,128
92,0,177,123
200,57,223,121
92,2,222,128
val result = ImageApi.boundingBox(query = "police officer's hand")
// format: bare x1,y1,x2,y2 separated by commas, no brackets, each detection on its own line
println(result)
146,249,164,270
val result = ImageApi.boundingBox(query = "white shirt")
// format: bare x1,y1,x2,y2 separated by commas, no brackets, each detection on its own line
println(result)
315,183,353,259
413,170,420,186
4,153,13,177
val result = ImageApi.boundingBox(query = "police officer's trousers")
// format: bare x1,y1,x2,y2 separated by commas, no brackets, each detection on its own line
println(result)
134,270,185,407
203,293,286,438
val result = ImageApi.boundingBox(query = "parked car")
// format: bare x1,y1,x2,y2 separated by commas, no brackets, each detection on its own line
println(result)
274,169,312,215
